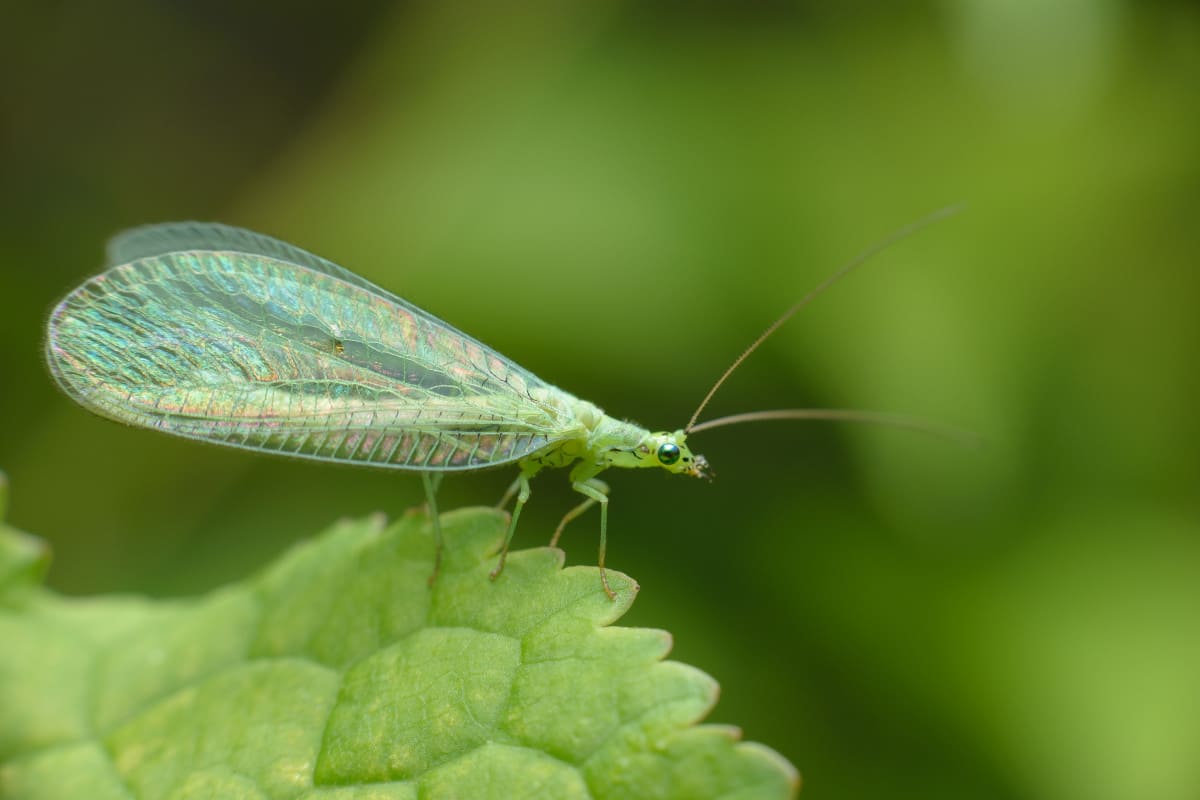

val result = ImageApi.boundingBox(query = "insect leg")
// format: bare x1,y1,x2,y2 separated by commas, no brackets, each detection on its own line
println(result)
495,477,521,511
549,478,610,547
490,467,537,582
421,472,444,586
569,479,615,600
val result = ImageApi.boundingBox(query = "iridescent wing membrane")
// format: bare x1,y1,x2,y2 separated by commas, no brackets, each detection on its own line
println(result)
47,223,579,470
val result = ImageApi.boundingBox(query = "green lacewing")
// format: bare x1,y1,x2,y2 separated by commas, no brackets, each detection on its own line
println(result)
47,211,959,597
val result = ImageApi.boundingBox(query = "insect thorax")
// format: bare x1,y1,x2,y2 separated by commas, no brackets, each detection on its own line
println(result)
519,392,649,472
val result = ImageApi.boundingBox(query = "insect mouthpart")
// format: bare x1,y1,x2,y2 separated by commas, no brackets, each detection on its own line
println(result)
689,454,713,481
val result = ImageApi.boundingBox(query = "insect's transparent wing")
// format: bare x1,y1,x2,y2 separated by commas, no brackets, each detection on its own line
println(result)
48,247,580,470
107,223,532,367
111,222,414,310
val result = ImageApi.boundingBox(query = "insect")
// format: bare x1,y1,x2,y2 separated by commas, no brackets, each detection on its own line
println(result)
46,210,960,598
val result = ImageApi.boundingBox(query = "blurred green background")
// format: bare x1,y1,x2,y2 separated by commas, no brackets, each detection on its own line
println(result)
3,2,1199,798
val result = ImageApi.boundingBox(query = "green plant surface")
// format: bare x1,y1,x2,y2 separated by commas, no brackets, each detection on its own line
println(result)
0,481,798,800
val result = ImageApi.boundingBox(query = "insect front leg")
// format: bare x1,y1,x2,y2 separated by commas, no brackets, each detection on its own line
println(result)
566,476,615,600
490,463,540,582
549,478,610,547
421,472,445,586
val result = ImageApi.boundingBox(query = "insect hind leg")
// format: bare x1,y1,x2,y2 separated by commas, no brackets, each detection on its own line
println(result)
495,477,521,511
421,472,444,586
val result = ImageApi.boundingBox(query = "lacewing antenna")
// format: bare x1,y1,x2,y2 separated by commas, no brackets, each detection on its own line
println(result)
687,409,981,447
684,203,965,434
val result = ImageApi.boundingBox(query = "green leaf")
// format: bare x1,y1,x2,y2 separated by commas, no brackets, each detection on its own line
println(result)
0,474,51,603
0,494,798,799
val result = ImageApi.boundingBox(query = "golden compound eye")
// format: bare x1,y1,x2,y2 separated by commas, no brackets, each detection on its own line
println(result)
657,442,681,465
